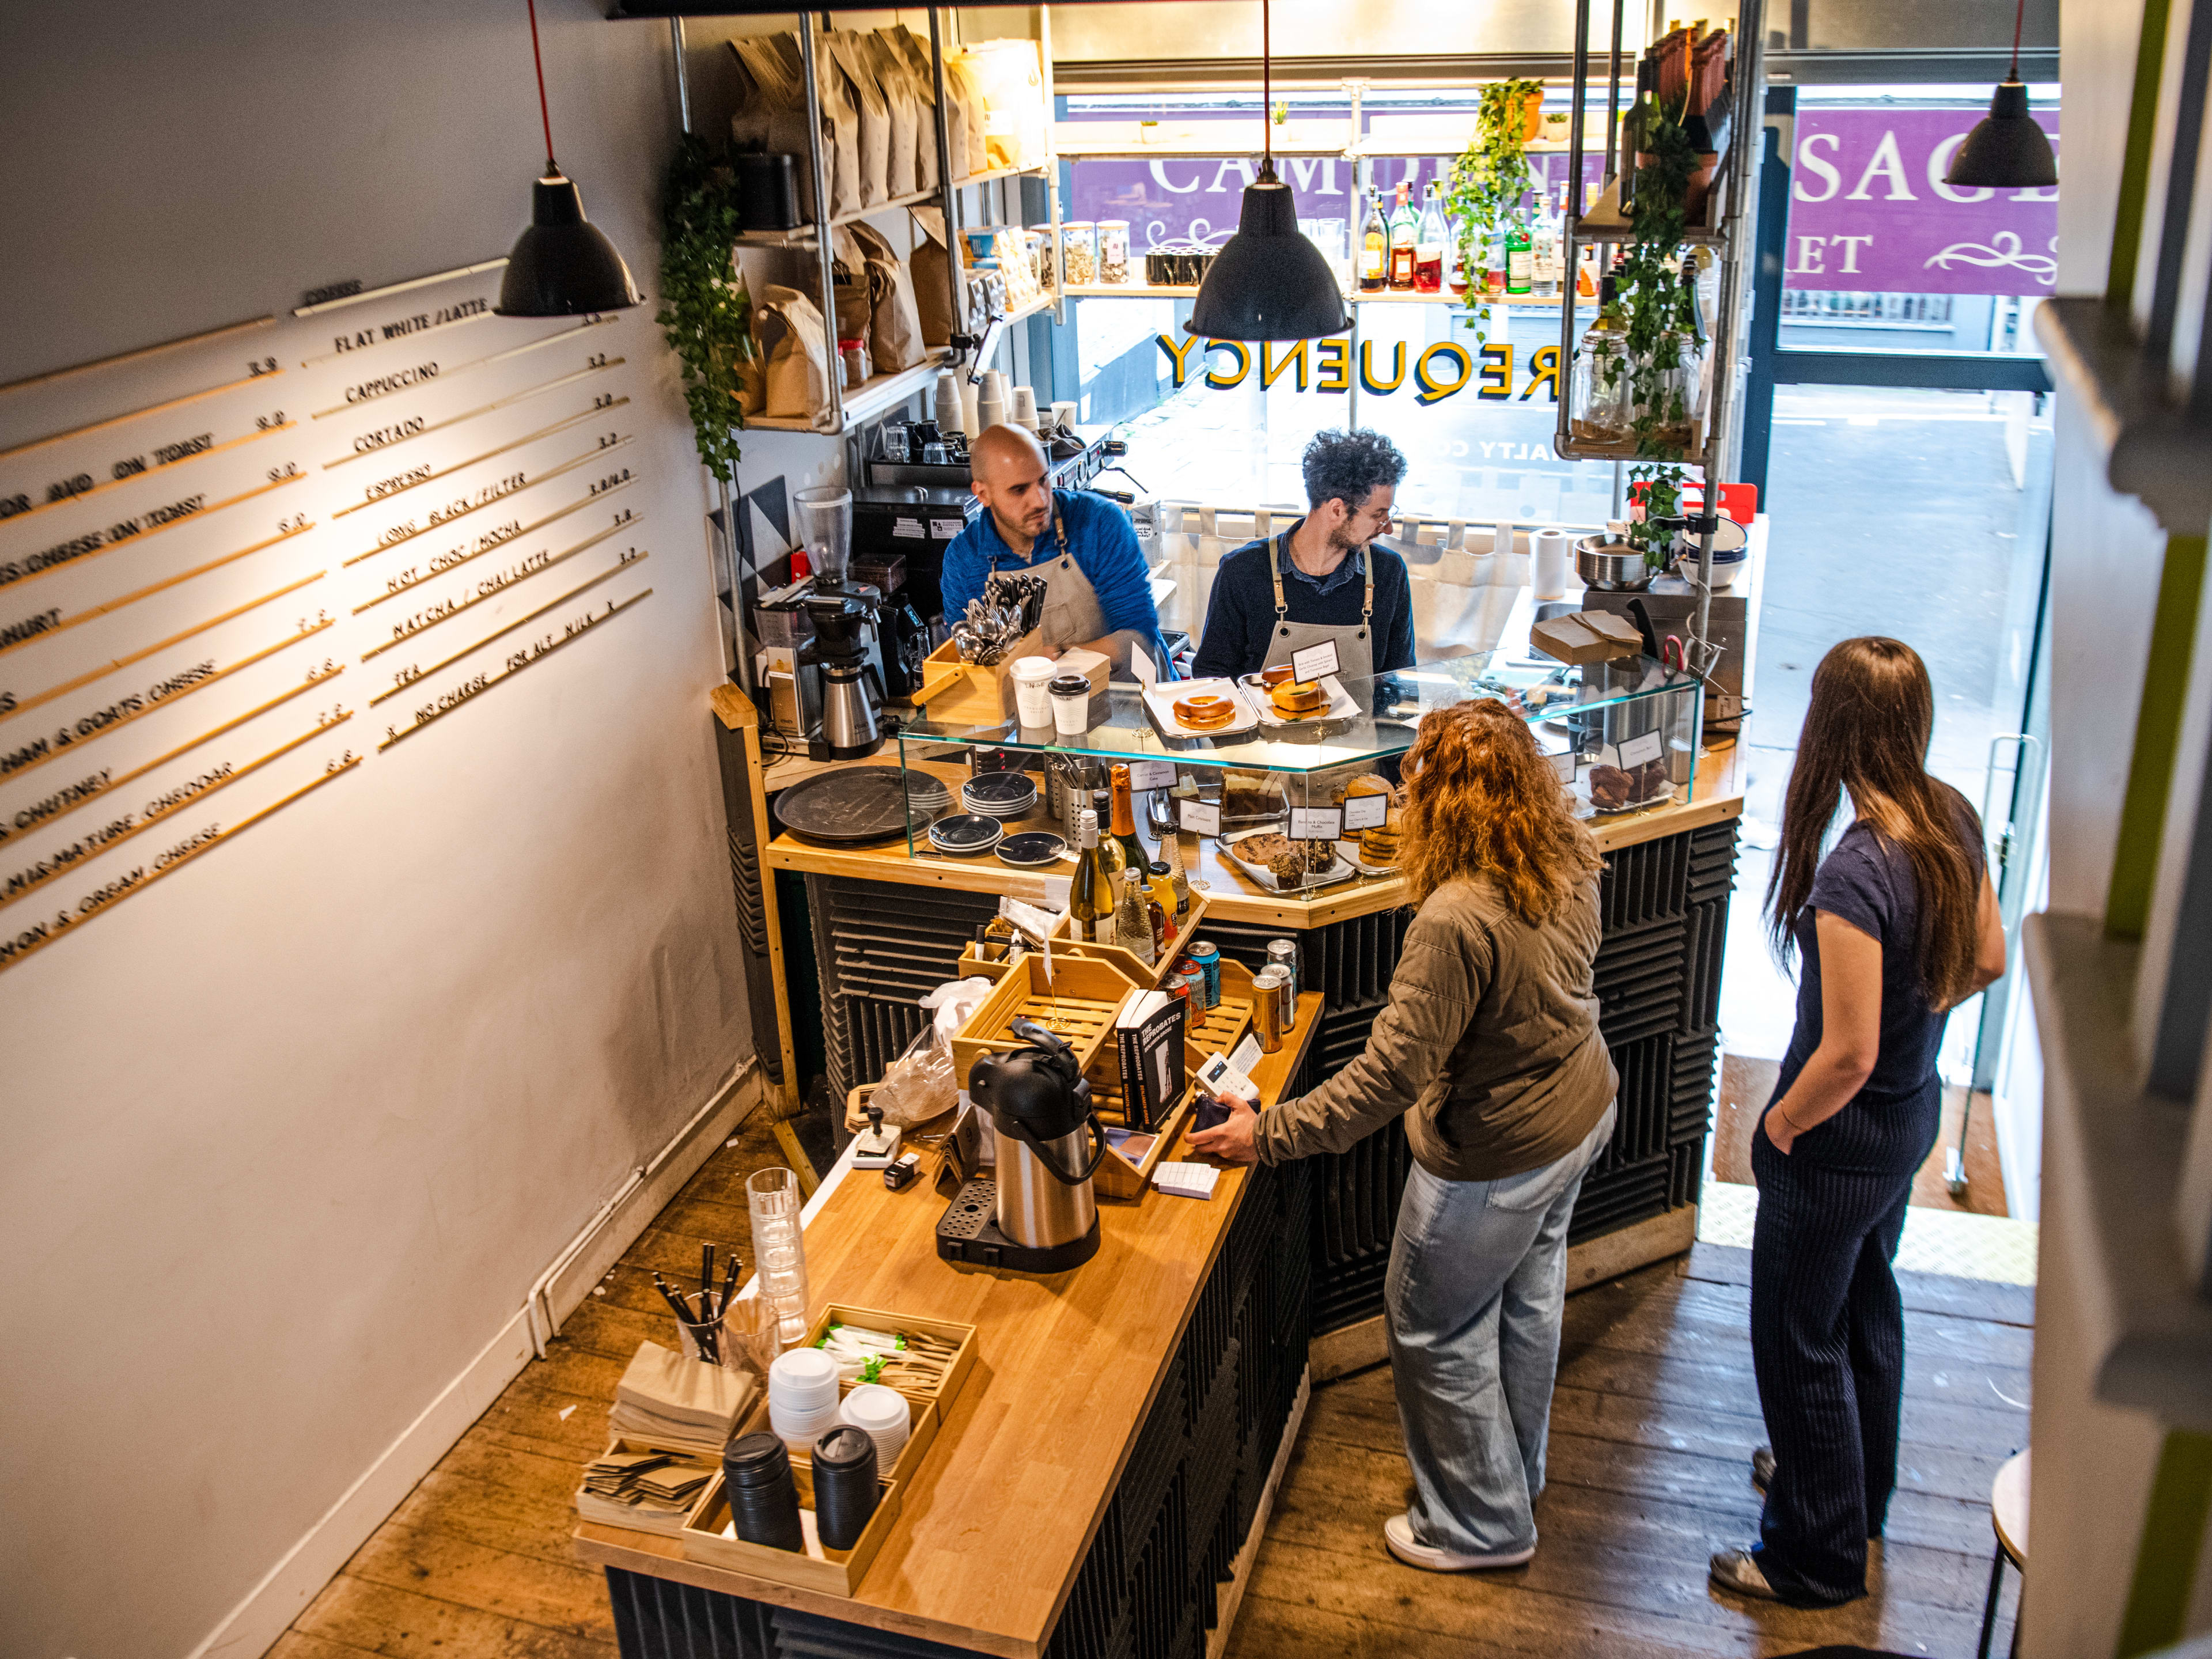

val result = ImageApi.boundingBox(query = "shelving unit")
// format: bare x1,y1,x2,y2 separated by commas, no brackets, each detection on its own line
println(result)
742,357,953,434
1066,281,1566,309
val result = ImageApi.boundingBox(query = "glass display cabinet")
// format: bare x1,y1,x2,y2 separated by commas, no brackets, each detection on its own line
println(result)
892,652,1703,904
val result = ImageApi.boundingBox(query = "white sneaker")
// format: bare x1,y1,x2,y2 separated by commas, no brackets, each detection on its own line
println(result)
1382,1513,1535,1572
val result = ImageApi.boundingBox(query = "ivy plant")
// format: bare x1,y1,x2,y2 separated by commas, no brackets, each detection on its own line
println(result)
1615,88,1705,566
657,135,751,485
1443,77,1543,345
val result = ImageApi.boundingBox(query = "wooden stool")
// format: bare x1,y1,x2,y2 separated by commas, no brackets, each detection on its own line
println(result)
1976,1448,2031,1659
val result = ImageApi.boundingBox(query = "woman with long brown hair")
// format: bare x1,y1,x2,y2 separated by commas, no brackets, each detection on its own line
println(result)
1192,698,1618,1572
1709,638,2005,1607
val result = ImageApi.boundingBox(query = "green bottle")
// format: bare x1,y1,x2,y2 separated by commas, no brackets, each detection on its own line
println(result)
1506,207,1533,296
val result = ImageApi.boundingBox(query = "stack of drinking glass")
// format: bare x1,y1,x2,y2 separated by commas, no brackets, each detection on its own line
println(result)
747,1166,810,1350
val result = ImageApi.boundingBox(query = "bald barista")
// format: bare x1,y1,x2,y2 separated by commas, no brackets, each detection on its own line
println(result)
1190,428,1416,683
939,424,1165,674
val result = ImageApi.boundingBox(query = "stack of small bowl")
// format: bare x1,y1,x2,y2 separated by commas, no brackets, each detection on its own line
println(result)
767,1349,844,1452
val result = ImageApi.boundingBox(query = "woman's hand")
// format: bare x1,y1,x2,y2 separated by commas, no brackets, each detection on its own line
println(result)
1187,1090,1262,1165
1762,1109,1797,1157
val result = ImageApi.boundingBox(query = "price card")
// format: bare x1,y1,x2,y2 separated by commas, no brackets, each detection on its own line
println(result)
1342,791,1389,831
1548,748,1577,782
1130,759,1177,791
1290,638,1340,683
1180,798,1221,835
1130,642,1158,687
1599,730,1665,770
1289,805,1344,841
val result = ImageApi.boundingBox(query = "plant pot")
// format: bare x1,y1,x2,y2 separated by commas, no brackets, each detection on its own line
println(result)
1684,153,1719,225
1520,89,1545,140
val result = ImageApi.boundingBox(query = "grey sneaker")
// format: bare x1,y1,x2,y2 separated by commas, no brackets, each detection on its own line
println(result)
1709,1548,1783,1601
1384,1514,1535,1572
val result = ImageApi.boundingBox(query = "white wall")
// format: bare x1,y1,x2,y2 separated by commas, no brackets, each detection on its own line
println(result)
0,5,755,1657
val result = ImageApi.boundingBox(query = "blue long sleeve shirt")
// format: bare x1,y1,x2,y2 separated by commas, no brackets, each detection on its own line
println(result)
940,489,1163,652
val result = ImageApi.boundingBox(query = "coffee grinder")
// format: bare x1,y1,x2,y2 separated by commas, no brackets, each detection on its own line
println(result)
757,487,889,760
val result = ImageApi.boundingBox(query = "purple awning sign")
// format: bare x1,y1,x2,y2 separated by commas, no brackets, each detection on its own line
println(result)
1785,107,2059,296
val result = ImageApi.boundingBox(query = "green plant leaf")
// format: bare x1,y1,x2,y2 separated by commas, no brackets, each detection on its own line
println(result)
657,134,750,484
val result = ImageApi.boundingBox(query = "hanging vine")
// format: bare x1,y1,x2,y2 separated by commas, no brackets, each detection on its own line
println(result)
657,135,751,484
1616,88,1705,565
1443,77,1543,344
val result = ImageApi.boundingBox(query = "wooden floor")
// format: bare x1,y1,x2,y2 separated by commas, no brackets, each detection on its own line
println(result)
1225,1243,2033,1659
272,1113,2033,1659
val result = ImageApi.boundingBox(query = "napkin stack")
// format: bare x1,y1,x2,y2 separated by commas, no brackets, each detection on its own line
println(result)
608,1340,756,1457
1153,1161,1220,1200
575,1449,717,1534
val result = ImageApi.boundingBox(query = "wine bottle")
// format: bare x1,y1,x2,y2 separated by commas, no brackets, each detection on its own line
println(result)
1358,192,1388,293
1506,206,1533,296
1091,787,1128,884
1388,182,1417,290
1071,809,1113,944
1114,869,1156,967
1109,765,1149,876
1413,183,1446,294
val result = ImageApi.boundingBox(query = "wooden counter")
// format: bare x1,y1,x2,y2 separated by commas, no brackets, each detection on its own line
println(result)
576,994,1324,1658
740,709,1745,930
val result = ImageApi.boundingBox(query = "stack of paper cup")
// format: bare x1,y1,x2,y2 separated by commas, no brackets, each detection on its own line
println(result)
839,1382,912,1468
933,369,963,433
1050,400,1078,431
768,1349,844,1451
960,378,980,440
1011,386,1039,429
977,370,1007,433
1010,656,1057,725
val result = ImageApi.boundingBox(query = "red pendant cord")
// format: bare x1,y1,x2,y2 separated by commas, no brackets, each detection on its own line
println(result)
1262,0,1272,169
527,0,557,173
2009,0,2024,81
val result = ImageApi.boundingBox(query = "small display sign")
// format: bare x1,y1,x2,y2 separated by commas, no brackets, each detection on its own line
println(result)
1179,799,1221,835
1289,805,1343,841
1341,791,1389,831
1129,759,1176,790
1599,730,1665,770
1289,639,1340,683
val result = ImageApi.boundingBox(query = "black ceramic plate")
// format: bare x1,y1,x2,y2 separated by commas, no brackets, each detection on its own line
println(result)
961,771,1038,810
996,831,1067,868
927,813,1005,854
772,767,916,846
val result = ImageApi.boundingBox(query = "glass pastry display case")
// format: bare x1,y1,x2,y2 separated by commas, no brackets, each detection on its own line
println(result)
892,652,1703,903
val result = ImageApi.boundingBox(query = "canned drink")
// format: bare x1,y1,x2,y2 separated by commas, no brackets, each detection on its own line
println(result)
1252,967,1285,1052
1188,941,1221,1008
1266,939,1298,1001
1175,963,1209,1012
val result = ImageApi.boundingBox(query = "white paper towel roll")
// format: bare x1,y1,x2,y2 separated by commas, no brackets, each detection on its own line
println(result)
1533,527,1571,599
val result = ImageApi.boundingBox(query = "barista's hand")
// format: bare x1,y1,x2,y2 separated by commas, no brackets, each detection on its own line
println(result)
1187,1089,1262,1165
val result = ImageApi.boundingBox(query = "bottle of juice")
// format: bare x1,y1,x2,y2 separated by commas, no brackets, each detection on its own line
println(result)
1413,183,1447,294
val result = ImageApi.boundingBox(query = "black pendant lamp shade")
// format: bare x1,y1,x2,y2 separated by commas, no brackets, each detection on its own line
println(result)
494,0,641,318
497,173,641,316
1944,81,2058,189
1185,161,1354,342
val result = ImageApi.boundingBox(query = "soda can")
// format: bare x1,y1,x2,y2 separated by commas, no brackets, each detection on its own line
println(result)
1266,938,1298,1001
1175,963,1209,1012
1188,940,1221,1008
1252,967,1285,1052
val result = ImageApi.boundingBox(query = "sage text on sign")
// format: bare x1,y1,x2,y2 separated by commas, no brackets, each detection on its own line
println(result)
1158,336,1560,405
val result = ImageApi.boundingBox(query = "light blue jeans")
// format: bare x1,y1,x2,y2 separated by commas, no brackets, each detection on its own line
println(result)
1384,1103,1616,1556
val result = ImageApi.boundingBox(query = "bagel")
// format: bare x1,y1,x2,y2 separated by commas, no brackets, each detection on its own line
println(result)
1270,679,1328,717
1173,694,1234,729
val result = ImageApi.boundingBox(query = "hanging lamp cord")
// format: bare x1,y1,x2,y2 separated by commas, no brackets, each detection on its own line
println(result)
1262,0,1273,173
527,0,558,175
2008,0,2024,81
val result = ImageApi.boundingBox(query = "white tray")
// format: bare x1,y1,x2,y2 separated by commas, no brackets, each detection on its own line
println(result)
1142,679,1260,738
1239,673,1361,728
1221,827,1361,893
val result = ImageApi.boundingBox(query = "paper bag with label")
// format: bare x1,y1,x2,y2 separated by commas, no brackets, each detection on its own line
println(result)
847,221,925,373
827,32,891,206
942,51,992,176
768,31,861,218
726,36,819,219
827,228,877,359
955,40,1049,171
909,206,956,348
757,285,833,423
858,30,923,198
891,28,965,182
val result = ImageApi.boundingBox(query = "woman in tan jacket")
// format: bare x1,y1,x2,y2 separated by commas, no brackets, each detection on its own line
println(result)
1191,698,1617,1572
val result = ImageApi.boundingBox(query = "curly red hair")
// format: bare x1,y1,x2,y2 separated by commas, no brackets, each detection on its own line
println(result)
1399,698,1600,923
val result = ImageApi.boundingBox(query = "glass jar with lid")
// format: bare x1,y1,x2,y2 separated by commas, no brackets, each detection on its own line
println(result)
1569,275,1633,445
1096,220,1131,285
1027,224,1056,290
1060,222,1098,286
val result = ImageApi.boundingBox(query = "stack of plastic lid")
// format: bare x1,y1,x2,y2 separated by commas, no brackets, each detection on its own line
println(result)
838,1382,912,1470
767,1349,843,1451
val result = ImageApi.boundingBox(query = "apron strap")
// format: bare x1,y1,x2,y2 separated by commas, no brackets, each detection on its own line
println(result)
1270,528,1292,627
1360,560,1373,638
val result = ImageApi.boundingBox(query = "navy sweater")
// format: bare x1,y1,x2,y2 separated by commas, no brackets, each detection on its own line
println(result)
1190,537,1416,680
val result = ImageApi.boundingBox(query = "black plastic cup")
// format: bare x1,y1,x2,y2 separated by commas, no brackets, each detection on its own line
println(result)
810,1425,881,1551
723,1431,804,1552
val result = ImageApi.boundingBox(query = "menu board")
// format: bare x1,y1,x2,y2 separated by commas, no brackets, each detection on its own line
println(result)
0,262,657,970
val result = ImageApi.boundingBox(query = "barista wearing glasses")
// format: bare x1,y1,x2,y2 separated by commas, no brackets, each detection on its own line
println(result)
1190,428,1416,683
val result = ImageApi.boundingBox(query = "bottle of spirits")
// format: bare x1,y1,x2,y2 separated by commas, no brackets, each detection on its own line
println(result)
1482,221,1507,298
1162,836,1193,916
1506,204,1533,296
1358,192,1389,293
1413,183,1447,294
1114,869,1156,968
1071,809,1113,944
1388,182,1418,290
1531,192,1559,298
1446,213,1471,297
1108,765,1149,876
1576,242,1599,298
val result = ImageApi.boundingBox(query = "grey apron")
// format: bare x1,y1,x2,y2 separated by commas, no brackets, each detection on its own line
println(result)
1260,528,1376,683
990,499,1109,654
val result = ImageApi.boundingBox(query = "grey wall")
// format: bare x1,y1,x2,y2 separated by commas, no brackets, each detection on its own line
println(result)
0,4,754,1657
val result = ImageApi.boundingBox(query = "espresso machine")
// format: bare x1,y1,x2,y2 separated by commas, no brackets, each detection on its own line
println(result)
938,1020,1107,1273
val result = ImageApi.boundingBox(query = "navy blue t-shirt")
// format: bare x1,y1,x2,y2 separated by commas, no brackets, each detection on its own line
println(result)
1766,796,1984,1175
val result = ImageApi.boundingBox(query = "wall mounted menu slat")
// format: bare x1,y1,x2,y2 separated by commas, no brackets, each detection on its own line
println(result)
358,521,634,652
368,550,647,704
0,368,287,461
0,521,316,660
0,316,276,398
307,316,617,418
2,418,297,523
0,472,308,594
327,404,626,518
290,257,505,317
319,358,624,469
377,588,650,751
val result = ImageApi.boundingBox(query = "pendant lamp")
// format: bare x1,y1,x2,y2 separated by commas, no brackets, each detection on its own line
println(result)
1944,0,2057,189
496,0,642,316
1185,0,1352,342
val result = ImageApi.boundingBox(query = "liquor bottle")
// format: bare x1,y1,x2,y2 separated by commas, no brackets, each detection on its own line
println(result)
1576,242,1598,298
1114,869,1157,968
1358,192,1389,293
1388,182,1417,290
1412,183,1447,294
1531,192,1559,298
1505,204,1533,296
1146,861,1177,949
1071,809,1114,944
1446,217,1471,297
1482,221,1507,299
1162,838,1192,916
1108,765,1149,876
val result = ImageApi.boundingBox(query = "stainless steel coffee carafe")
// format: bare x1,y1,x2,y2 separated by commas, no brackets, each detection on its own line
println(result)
967,1018,1107,1263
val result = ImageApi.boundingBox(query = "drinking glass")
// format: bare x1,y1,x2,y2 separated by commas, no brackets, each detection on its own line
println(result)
747,1166,811,1349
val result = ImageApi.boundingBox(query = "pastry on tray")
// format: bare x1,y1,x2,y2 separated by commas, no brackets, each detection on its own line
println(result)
1359,825,1402,865
1220,770,1286,821
1270,679,1328,718
1257,665,1297,688
1237,832,1294,866
1173,692,1236,729
1331,773,1402,809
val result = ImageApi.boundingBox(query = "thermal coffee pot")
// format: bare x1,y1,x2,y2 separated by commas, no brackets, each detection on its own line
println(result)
966,1018,1107,1269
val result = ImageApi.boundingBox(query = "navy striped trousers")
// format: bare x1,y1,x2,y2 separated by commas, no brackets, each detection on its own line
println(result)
1747,1123,1915,1605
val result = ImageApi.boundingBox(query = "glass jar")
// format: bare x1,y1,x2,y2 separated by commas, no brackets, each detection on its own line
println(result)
1633,331,1700,450
839,338,870,389
1061,221,1098,286
1096,219,1130,285
1028,224,1056,290
1570,280,1632,445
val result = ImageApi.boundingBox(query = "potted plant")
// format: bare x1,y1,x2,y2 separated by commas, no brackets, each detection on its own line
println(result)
1614,84,1706,571
1444,76,1544,343
658,135,757,485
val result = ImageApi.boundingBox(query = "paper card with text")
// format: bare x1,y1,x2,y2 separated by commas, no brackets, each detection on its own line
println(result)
1130,642,1157,687
1129,759,1176,790
1599,730,1664,770
1289,805,1343,841
1341,791,1388,831
1290,639,1340,683
1179,799,1221,835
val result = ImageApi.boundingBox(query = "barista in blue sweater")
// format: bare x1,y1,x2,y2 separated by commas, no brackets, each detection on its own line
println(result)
1191,429,1416,683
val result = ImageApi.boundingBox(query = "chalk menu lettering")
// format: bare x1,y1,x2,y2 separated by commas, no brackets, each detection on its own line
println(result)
0,262,654,970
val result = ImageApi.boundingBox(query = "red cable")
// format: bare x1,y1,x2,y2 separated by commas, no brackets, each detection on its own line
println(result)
2009,0,2024,81
1263,0,1271,166
527,0,556,173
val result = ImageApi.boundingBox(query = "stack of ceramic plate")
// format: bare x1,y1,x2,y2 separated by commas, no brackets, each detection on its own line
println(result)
928,813,1005,855
960,771,1039,820
902,774,952,822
